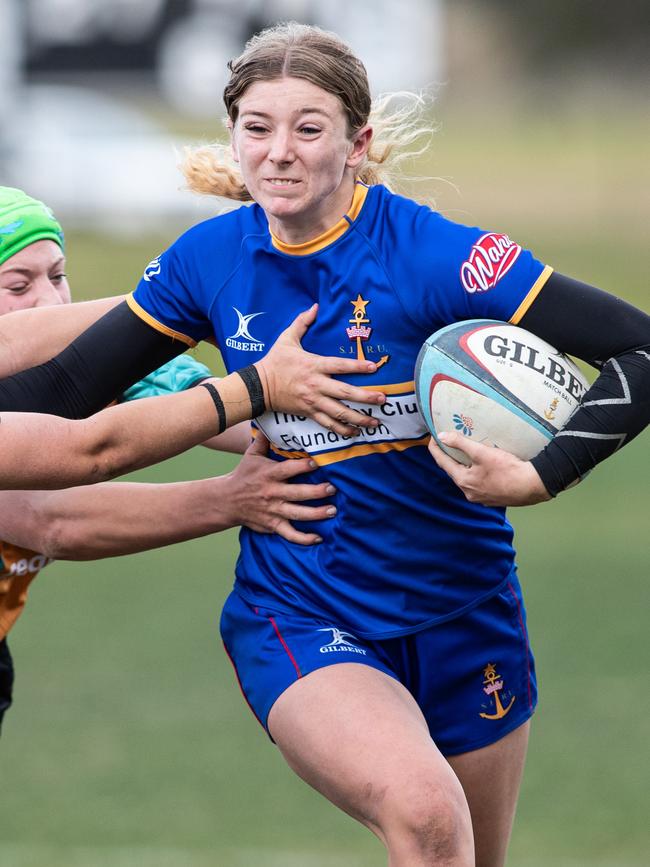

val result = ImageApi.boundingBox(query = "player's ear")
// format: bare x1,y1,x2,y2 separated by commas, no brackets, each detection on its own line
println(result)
346,125,373,170
228,118,240,164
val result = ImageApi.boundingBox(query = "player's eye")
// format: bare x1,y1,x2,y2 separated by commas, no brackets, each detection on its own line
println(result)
51,272,67,284
244,123,268,134
299,126,321,136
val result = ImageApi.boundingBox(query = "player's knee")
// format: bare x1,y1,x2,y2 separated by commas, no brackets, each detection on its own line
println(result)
385,779,472,863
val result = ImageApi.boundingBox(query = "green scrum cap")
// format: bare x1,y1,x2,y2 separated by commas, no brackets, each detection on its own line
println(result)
0,186,64,267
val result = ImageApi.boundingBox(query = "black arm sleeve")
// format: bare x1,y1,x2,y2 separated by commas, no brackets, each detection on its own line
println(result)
519,272,650,496
0,302,185,418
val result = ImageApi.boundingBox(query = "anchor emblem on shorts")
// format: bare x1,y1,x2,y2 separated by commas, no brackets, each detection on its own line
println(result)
479,663,515,720
346,295,389,369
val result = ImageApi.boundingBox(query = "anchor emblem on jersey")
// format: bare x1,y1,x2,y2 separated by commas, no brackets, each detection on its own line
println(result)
346,294,389,369
479,663,515,720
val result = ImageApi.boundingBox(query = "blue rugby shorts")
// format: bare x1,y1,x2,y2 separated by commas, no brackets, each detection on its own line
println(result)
220,573,537,756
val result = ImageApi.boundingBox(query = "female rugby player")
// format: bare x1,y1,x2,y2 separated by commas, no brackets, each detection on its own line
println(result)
15,23,650,866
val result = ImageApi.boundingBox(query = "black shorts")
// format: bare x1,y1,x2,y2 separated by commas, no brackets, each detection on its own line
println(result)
0,637,14,732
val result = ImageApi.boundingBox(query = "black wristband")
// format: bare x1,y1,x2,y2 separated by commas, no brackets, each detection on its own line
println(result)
236,364,266,417
200,382,227,433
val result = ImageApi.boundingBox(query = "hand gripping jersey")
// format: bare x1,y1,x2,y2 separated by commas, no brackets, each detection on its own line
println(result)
131,183,552,639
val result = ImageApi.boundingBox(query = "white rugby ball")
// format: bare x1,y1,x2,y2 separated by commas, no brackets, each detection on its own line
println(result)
415,320,589,465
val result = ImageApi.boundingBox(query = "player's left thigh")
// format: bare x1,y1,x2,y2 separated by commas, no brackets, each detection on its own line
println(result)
268,661,474,859
448,719,530,867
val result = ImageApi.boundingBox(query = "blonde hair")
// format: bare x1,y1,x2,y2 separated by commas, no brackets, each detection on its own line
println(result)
181,22,435,202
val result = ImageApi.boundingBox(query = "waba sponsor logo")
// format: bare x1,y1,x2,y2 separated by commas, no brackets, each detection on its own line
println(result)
460,233,522,294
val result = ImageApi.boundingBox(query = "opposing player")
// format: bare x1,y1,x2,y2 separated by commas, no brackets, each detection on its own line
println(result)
19,23,650,866
0,186,353,730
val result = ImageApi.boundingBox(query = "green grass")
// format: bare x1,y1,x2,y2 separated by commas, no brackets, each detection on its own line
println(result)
1,109,648,865
3,443,648,865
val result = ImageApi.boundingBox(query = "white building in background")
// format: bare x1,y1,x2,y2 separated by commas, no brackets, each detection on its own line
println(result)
24,0,166,46
158,0,444,116
0,0,23,122
0,0,444,228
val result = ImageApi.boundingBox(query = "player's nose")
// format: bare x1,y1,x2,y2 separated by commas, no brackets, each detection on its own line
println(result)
33,280,66,307
268,131,296,164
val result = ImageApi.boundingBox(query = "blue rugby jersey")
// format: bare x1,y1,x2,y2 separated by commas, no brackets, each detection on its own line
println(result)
131,183,552,638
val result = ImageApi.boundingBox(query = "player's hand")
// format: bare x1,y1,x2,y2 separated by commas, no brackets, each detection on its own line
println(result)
254,304,386,436
226,434,336,545
428,431,551,507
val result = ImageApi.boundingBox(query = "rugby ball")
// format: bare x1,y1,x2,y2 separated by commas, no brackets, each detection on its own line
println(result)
415,320,589,465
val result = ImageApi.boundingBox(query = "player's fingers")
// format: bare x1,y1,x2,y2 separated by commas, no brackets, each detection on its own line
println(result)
306,409,357,436
438,431,486,461
273,519,324,546
324,379,386,408
281,482,337,503
281,502,336,521
315,355,380,378
273,456,319,479
282,304,319,343
311,395,380,431
428,436,467,479
310,414,355,436
316,414,367,436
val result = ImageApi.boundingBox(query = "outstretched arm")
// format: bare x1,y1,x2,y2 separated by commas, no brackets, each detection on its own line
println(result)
0,306,386,490
0,301,385,424
0,296,123,378
0,376,232,489
0,436,335,557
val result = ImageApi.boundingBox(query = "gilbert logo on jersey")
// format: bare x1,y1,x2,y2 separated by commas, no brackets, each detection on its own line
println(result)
343,294,390,368
460,233,522,294
226,307,266,352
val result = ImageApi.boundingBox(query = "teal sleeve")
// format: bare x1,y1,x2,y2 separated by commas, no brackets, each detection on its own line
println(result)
120,355,211,402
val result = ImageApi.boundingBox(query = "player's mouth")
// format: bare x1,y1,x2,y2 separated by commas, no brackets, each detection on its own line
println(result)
265,178,301,188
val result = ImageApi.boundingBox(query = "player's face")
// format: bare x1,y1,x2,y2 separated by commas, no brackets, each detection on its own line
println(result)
231,77,372,244
0,240,71,314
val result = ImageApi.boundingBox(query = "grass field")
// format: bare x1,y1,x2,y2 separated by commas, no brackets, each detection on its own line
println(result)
0,107,648,866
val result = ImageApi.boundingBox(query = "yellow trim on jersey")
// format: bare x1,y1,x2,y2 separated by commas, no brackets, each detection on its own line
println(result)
347,181,369,221
270,183,369,256
126,294,197,347
509,265,554,325
364,380,415,395
270,435,431,466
